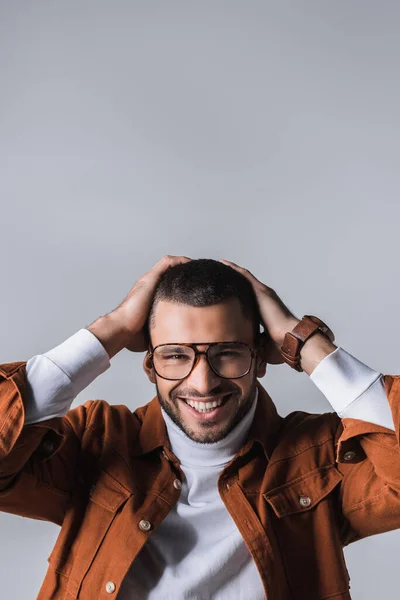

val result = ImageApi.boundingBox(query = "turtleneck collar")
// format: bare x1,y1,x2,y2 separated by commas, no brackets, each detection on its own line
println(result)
161,388,258,468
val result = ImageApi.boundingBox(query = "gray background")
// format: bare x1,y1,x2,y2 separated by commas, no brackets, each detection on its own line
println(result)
1,1,399,598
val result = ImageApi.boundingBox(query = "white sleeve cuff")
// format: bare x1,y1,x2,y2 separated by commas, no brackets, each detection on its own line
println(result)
310,347,395,431
44,328,110,396
24,329,110,425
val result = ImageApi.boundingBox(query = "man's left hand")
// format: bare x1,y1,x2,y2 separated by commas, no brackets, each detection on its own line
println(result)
219,259,300,364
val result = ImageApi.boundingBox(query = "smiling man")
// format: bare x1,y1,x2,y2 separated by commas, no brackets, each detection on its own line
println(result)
0,256,399,600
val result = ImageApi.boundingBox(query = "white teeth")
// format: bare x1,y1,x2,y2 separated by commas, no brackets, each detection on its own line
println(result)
185,397,226,412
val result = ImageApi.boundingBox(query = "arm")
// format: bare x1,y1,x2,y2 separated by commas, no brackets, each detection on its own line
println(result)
0,329,110,523
220,259,400,544
276,318,400,544
305,340,400,544
0,255,191,524
0,360,95,525
24,328,110,425
310,346,394,430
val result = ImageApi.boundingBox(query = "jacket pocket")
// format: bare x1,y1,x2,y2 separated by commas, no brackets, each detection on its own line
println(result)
264,464,343,518
48,469,132,598
263,465,350,600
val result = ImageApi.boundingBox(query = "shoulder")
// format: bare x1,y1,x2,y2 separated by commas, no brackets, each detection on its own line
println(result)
269,409,342,466
68,399,146,452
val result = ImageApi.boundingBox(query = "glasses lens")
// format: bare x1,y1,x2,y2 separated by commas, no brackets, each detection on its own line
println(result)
153,345,195,379
208,343,252,378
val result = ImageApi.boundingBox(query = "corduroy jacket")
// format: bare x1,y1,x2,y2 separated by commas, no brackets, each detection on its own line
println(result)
1,360,400,600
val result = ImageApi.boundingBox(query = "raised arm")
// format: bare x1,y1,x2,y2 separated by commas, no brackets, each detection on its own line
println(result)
0,255,191,524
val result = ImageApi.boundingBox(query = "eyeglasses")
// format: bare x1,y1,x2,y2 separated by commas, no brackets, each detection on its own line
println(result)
148,341,256,381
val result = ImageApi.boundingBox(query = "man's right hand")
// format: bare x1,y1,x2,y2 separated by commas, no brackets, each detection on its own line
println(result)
88,255,191,358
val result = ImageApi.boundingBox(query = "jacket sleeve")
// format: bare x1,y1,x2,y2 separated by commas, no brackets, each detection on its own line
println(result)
0,361,96,526
335,374,400,545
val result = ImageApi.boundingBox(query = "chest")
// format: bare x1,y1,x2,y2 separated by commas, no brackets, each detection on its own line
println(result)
45,437,351,599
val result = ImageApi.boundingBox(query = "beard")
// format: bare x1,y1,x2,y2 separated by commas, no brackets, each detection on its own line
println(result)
155,373,258,444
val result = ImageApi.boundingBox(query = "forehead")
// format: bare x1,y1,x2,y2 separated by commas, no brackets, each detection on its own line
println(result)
151,299,254,346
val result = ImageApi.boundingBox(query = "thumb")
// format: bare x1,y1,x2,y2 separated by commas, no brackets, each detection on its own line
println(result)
125,328,149,353
259,331,284,365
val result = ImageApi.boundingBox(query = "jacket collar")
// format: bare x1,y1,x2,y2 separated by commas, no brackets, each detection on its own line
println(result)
132,381,283,461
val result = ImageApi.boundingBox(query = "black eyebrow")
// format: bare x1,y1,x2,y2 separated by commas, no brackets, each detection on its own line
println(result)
158,345,189,352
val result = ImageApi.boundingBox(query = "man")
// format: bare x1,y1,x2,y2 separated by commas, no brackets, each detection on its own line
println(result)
0,255,399,600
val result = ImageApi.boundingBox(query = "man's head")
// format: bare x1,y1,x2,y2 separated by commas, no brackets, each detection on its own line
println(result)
143,259,267,443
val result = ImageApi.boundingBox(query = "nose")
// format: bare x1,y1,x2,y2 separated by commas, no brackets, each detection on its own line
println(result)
185,353,221,394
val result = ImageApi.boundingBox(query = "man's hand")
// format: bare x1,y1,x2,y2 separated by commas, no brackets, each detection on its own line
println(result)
219,259,336,374
88,255,191,358
220,257,298,347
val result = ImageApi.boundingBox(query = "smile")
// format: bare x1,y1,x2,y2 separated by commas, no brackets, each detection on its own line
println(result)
184,398,224,412
179,394,232,414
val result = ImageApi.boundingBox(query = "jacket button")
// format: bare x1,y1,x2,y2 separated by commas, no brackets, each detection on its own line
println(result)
344,451,356,461
173,478,182,490
299,495,312,508
139,519,152,531
105,581,116,593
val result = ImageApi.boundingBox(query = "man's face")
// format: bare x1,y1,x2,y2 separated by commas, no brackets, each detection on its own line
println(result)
143,298,266,443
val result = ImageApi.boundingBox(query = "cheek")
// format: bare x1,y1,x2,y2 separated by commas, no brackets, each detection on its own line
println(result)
157,379,180,400
238,372,257,398
233,381,252,403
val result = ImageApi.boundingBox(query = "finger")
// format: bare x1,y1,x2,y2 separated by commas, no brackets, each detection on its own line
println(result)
219,259,262,286
259,333,285,365
146,256,192,280
219,258,241,268
155,255,192,271
127,256,191,299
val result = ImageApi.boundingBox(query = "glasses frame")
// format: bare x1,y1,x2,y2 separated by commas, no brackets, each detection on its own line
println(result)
148,341,257,381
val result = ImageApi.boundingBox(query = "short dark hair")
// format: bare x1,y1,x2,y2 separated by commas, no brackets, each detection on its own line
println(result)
146,258,262,344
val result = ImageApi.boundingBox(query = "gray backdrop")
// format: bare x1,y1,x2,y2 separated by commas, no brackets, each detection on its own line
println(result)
1,1,399,598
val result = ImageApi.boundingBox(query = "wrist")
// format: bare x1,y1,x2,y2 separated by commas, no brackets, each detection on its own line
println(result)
88,312,130,359
273,317,300,347
299,334,337,375
279,315,337,375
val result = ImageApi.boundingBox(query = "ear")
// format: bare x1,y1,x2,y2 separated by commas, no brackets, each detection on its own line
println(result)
256,331,284,370
255,353,267,378
143,352,157,384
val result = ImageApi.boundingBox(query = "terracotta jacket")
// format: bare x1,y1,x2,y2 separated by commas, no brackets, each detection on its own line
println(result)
0,361,400,600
